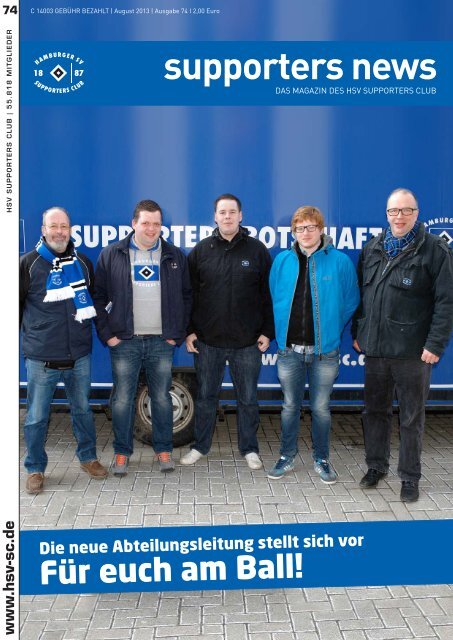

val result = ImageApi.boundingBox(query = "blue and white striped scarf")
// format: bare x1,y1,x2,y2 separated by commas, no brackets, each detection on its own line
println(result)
36,238,96,323
383,221,420,259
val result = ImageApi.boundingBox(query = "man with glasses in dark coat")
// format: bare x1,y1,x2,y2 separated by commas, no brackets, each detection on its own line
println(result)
353,188,453,502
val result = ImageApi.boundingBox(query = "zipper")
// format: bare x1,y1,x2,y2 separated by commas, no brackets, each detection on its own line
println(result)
310,256,321,355
379,244,415,280
300,256,310,346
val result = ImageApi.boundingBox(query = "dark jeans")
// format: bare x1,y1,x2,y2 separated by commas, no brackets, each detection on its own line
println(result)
109,335,175,456
362,356,432,481
192,339,262,455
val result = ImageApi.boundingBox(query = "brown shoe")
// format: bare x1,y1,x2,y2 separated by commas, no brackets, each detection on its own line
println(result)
26,472,44,494
80,460,108,479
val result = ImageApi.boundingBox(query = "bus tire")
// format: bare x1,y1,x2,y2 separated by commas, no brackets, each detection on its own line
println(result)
134,373,196,448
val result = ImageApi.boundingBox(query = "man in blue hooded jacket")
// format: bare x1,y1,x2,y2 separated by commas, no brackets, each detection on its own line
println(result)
269,206,359,483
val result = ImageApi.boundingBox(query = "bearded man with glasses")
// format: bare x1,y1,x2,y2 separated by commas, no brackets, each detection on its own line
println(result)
268,206,359,483
20,207,108,494
352,188,453,502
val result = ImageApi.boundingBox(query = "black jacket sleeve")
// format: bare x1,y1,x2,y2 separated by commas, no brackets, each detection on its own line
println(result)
260,247,275,341
351,247,364,341
424,240,453,357
181,252,193,338
92,249,114,344
186,245,200,336
19,254,31,327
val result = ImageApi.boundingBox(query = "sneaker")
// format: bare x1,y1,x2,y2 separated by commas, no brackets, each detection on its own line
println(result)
245,452,263,470
400,480,419,503
267,456,295,479
80,460,108,479
314,459,338,484
359,468,387,488
180,449,204,465
25,472,44,494
156,452,175,473
111,454,129,476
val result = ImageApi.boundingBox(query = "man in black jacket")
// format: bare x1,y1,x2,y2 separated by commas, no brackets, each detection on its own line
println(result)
93,200,191,476
181,194,274,469
353,188,453,502
20,206,107,494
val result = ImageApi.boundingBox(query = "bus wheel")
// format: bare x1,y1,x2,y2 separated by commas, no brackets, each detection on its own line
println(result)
134,373,196,448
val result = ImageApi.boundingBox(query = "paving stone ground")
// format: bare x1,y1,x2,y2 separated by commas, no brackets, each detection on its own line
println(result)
20,408,453,639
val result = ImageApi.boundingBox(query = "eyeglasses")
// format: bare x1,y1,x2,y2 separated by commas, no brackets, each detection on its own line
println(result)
294,225,319,233
387,208,418,217
44,224,70,231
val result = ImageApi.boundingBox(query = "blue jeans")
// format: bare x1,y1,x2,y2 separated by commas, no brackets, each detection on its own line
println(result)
362,357,432,481
24,355,97,473
109,335,175,456
277,348,340,460
192,340,262,455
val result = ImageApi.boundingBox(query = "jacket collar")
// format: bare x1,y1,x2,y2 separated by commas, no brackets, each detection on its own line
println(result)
291,233,333,256
373,223,426,254
212,225,250,246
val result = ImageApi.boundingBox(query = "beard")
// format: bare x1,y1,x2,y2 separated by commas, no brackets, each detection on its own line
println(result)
46,238,69,254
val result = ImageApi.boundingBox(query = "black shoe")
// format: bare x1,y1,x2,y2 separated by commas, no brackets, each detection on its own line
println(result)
359,468,387,488
400,481,419,503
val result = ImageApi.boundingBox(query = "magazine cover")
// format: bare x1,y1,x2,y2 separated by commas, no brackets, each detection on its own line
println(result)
3,1,453,638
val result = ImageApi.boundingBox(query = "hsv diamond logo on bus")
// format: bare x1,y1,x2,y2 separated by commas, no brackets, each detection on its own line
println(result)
33,50,85,94
437,230,453,245
425,216,453,246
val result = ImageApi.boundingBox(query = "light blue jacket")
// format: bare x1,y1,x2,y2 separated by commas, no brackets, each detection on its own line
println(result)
270,236,360,354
